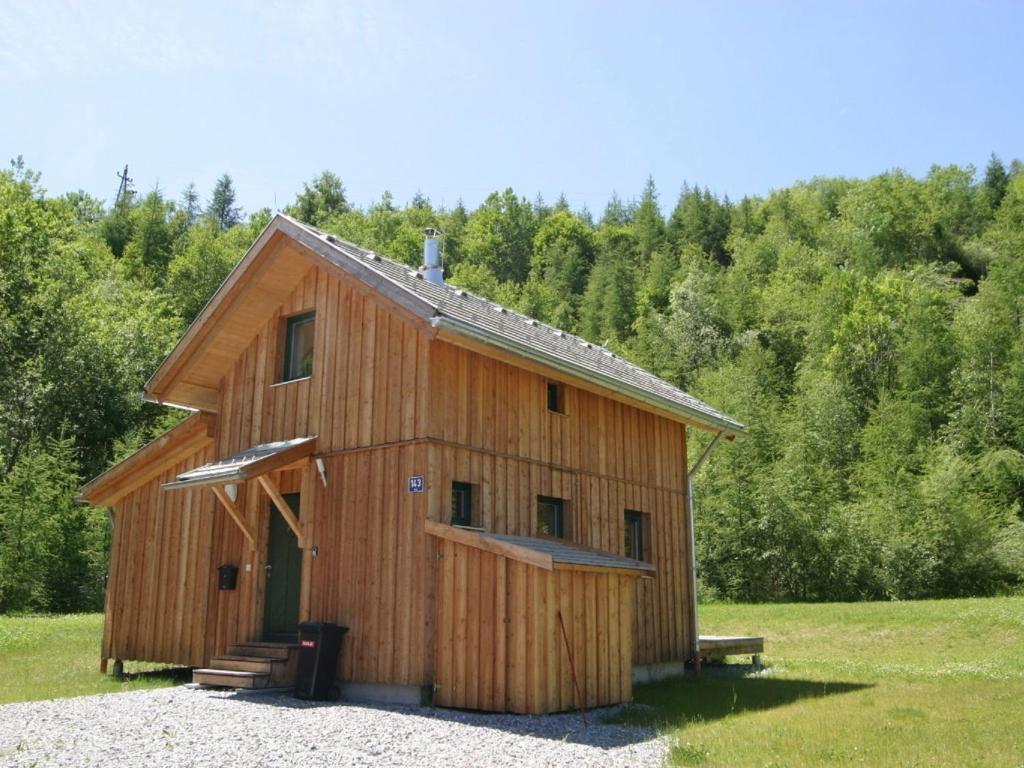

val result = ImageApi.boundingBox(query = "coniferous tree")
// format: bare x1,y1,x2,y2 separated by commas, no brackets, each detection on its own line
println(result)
181,182,201,225
984,154,1010,212
207,174,242,231
631,176,665,262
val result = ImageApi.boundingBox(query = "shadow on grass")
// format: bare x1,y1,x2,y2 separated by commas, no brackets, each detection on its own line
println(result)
607,672,873,730
202,669,869,749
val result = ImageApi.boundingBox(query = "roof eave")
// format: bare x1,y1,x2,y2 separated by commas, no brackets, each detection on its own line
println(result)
144,215,290,401
430,315,747,437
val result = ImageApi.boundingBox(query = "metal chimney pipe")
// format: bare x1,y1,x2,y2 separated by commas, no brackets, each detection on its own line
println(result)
422,227,444,286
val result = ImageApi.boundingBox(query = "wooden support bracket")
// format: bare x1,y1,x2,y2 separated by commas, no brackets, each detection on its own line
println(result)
257,474,306,548
211,486,257,550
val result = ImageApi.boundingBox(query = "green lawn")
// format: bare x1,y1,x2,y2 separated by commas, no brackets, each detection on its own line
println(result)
612,597,1024,767
2,602,1023,768
0,613,184,705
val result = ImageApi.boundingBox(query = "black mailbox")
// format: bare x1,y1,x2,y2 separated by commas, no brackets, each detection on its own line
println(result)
218,563,239,590
294,621,348,701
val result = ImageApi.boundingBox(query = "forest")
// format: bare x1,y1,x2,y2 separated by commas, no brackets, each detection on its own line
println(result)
1,156,1022,613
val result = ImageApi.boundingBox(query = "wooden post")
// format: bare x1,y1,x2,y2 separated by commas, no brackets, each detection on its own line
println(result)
257,474,306,548
298,464,317,621
211,486,257,550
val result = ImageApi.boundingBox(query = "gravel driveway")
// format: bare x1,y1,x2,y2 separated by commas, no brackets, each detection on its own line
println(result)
0,686,666,767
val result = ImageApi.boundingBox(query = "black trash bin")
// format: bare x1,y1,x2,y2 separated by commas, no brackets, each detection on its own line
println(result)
294,621,348,701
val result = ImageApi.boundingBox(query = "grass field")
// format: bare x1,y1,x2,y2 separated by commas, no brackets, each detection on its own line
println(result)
612,597,1024,767
0,614,183,705
1,600,1022,767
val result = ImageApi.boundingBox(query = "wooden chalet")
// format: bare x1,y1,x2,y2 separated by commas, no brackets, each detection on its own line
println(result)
79,214,745,714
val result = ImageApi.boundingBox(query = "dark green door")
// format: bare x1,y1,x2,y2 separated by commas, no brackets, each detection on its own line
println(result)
263,493,301,642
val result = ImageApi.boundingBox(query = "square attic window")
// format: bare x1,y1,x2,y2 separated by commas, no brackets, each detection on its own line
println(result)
282,311,315,382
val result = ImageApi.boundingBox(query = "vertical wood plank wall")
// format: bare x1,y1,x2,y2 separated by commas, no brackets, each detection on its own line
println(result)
306,446,431,687
432,537,635,714
425,341,694,666
102,250,696,683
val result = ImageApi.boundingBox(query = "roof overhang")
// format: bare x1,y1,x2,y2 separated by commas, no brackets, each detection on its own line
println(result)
144,216,439,412
431,315,745,437
425,520,655,577
162,436,317,490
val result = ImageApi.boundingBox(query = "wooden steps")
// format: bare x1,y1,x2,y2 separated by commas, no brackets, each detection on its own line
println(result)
192,641,298,689
193,668,271,689
229,641,294,659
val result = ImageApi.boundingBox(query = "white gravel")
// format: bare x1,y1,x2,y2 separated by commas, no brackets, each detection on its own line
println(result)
0,686,667,767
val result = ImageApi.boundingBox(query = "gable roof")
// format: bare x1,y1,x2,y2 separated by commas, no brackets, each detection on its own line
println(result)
147,214,745,437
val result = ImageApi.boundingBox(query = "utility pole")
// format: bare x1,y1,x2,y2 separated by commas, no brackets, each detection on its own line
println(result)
115,164,134,206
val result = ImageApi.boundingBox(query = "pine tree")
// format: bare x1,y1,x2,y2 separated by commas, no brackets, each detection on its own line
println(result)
984,154,1010,212
207,174,242,231
181,182,201,224
631,176,665,262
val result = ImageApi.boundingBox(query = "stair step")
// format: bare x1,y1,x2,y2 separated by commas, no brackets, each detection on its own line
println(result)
210,655,278,673
193,669,271,689
228,642,295,660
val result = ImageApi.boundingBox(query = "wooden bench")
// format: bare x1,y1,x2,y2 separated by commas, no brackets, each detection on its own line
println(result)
699,635,764,668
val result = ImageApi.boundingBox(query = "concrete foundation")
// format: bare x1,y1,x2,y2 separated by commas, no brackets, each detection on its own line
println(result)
337,681,430,707
632,660,689,684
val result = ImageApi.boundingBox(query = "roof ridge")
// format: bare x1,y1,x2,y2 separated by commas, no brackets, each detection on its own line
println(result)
280,214,745,435
286,215,624,356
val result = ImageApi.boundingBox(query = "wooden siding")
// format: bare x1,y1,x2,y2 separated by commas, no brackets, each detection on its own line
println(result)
427,341,687,491
216,263,431,460
99,256,697,696
425,342,694,666
305,446,431,687
103,446,307,667
432,536,634,713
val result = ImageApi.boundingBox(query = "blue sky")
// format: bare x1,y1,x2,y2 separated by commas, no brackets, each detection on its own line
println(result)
2,1,1021,214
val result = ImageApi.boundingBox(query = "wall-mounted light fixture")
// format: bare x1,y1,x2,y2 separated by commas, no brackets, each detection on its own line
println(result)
224,483,238,502
315,457,328,487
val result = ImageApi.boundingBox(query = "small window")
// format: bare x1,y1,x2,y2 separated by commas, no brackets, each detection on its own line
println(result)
451,481,473,527
624,510,648,561
537,496,565,538
282,311,315,381
547,381,565,414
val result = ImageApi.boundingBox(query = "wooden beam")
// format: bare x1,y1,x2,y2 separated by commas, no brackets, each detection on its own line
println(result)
257,474,306,548
79,413,214,506
241,437,316,479
552,562,653,579
162,381,220,413
425,520,553,571
211,486,256,550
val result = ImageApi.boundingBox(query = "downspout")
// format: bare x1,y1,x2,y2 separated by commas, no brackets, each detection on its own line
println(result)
687,429,726,673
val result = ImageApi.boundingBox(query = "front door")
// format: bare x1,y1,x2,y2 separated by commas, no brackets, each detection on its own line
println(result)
263,492,301,642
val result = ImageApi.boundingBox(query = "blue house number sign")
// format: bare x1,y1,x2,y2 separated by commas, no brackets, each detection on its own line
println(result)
408,475,425,493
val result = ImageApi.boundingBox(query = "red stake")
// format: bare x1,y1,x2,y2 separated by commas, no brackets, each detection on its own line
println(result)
557,610,588,727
